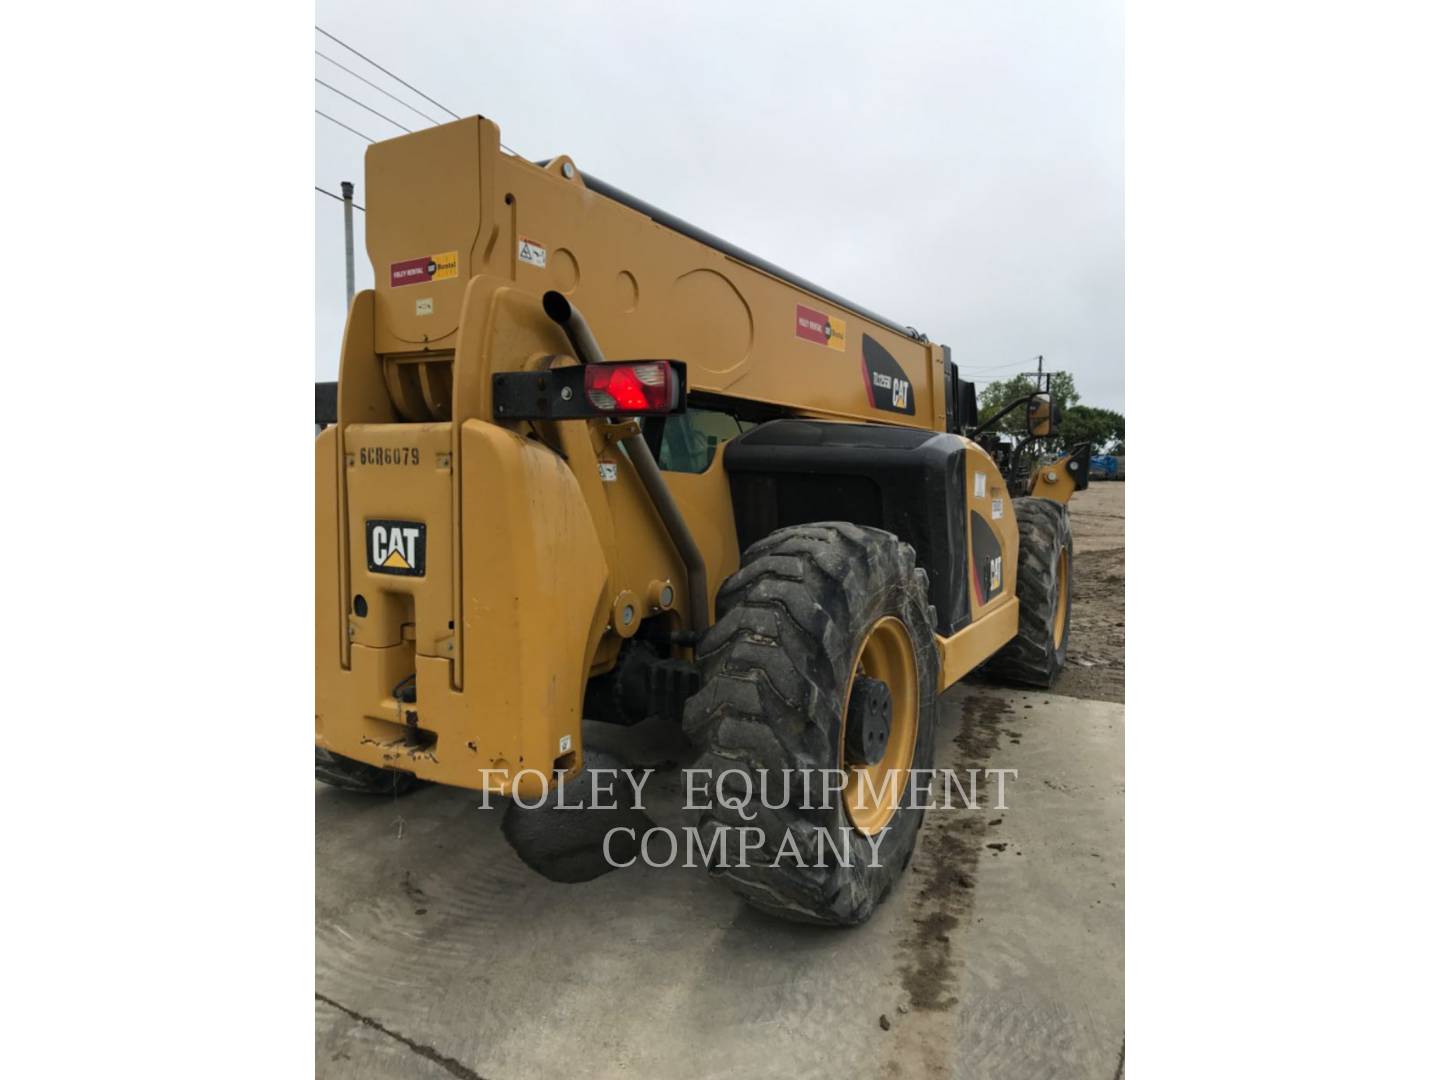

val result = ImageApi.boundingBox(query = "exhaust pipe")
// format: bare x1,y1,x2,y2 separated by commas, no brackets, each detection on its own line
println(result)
541,291,605,368
542,291,710,637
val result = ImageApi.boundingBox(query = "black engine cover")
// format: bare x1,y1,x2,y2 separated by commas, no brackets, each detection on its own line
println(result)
723,420,972,635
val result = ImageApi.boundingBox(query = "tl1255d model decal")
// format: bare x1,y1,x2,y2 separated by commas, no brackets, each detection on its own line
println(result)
861,334,916,416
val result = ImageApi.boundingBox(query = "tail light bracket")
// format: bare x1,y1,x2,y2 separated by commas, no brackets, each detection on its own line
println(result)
492,361,687,421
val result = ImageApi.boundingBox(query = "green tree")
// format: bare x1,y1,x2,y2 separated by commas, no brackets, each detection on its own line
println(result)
1058,405,1124,453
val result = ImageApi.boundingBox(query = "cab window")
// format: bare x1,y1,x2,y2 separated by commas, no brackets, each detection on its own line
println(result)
656,408,753,473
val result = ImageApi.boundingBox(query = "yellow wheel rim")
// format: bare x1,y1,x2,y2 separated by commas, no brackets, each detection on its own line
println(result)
1053,548,1070,648
841,616,919,836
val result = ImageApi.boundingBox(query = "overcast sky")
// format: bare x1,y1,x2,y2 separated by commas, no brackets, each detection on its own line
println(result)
315,1,1123,412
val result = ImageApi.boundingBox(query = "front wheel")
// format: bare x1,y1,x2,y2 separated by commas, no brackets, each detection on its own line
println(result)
984,497,1073,687
682,523,939,926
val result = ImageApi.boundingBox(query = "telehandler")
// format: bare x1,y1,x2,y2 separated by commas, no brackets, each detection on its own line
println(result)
316,116,1088,925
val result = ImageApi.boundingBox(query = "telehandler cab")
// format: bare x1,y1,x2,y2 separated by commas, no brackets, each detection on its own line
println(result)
316,116,1089,925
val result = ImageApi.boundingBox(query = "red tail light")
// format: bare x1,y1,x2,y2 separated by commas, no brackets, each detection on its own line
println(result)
584,362,681,414
490,360,686,421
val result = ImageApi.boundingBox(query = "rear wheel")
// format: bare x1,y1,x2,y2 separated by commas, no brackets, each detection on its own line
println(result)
682,523,939,926
984,497,1073,687
315,747,421,796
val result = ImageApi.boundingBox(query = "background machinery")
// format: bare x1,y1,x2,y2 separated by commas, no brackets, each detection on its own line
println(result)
1089,453,1125,481
315,116,1088,925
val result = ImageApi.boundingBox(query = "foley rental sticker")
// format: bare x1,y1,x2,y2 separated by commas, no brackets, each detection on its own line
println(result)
389,251,458,288
795,304,847,351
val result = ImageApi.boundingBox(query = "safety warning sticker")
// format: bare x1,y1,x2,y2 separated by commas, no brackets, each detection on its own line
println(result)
518,237,547,268
390,251,458,288
795,304,846,351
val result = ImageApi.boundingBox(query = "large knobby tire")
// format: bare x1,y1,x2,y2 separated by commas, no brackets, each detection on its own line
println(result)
984,497,1073,687
682,523,939,926
315,747,421,796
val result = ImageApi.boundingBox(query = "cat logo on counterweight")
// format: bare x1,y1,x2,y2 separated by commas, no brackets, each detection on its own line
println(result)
366,520,426,577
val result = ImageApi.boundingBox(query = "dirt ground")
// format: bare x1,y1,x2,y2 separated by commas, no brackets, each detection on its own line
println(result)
1056,481,1125,702
975,481,1125,703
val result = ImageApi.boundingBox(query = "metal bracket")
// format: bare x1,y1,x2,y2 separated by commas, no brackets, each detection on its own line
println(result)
602,419,642,444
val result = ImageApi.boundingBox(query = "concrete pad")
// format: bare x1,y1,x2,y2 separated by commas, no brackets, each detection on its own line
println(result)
316,683,1124,1079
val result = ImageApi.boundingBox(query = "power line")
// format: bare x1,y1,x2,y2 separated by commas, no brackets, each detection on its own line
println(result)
315,26,460,120
952,357,1038,372
316,78,411,133
952,360,1022,370
316,109,375,143
316,186,365,212
313,26,523,156
316,51,443,126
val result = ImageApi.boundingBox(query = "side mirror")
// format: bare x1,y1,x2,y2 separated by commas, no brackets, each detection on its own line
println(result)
1027,394,1057,437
